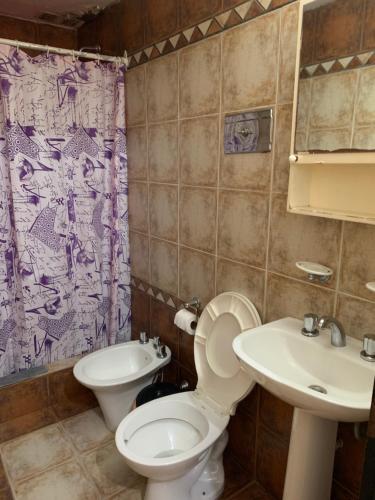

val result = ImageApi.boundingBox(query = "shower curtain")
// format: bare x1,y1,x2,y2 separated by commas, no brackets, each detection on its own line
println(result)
0,46,131,377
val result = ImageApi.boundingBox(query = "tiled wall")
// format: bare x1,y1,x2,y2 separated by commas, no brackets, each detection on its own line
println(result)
0,15,77,51
78,0,295,57
296,65,375,151
0,359,97,445
127,2,375,342
301,0,375,66
126,1,373,498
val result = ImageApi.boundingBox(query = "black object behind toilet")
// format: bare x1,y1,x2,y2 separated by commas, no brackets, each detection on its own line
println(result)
136,382,182,407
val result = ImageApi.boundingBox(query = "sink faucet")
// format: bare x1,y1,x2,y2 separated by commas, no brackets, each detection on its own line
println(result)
318,317,346,347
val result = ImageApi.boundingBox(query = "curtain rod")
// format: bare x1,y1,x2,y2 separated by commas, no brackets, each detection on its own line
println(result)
0,37,128,67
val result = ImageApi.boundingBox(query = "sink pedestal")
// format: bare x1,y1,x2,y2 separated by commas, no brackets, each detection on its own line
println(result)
283,408,338,500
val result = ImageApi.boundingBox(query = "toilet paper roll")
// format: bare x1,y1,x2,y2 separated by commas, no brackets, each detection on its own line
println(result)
174,309,197,335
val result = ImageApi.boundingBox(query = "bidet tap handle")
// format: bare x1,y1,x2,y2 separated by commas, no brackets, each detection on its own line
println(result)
139,331,149,344
152,336,161,349
157,344,167,359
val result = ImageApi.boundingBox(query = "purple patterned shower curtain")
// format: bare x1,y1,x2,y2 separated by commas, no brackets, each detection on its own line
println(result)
0,46,131,377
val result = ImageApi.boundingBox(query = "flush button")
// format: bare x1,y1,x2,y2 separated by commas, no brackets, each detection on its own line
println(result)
224,109,273,154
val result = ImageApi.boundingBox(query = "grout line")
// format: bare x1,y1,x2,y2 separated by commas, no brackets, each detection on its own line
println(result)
262,9,282,322
144,64,152,286
214,30,224,296
349,69,361,149
333,221,345,316
177,49,181,298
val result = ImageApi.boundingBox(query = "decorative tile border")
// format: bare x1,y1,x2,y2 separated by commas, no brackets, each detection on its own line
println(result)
300,50,375,78
131,275,180,309
128,0,295,68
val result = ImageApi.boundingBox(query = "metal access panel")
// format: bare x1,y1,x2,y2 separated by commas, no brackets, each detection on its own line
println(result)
224,108,273,154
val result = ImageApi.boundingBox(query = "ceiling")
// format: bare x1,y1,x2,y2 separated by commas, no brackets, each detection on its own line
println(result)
0,0,116,26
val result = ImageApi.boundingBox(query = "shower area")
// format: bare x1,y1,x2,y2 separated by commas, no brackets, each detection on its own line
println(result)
0,36,131,383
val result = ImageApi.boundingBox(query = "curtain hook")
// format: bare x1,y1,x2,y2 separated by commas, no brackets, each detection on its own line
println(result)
71,49,76,63
46,45,50,58
15,40,20,52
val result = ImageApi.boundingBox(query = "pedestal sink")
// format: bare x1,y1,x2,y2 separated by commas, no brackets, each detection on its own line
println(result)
233,317,375,500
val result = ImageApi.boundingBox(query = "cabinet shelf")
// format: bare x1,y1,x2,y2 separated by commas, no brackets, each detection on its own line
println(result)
287,153,375,225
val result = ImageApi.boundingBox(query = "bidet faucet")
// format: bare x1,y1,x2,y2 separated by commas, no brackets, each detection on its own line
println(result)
318,316,346,347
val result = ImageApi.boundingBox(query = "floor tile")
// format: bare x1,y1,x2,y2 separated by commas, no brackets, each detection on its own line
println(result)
1,424,73,483
13,460,99,500
108,487,145,500
81,442,145,497
61,408,113,453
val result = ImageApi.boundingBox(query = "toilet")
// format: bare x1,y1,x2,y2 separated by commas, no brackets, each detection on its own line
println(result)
74,340,171,431
115,292,261,500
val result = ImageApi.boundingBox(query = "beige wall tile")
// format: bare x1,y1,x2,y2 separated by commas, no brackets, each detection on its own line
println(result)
296,79,311,132
180,116,219,187
355,66,375,126
336,294,375,341
220,122,272,191
128,182,148,233
147,53,178,123
273,104,293,193
295,130,307,152
179,187,217,253
222,12,279,111
216,258,265,319
278,3,299,104
309,71,357,129
266,273,335,322
179,37,221,118
126,66,146,127
218,190,269,267
127,127,147,181
307,128,352,151
179,247,215,305
269,194,341,286
1,424,72,483
149,184,178,241
148,122,178,183
130,231,150,282
340,222,375,301
352,126,375,150
150,238,178,295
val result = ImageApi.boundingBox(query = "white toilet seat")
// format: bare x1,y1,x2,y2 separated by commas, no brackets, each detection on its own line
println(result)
115,391,228,481
194,291,261,415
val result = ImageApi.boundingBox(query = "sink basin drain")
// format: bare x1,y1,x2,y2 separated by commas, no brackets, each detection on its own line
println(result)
308,384,327,394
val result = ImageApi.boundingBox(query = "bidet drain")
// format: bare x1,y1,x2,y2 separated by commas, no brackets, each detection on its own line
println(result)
308,384,327,394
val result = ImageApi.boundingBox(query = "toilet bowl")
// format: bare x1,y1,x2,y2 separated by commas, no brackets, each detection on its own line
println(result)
115,292,261,500
74,340,171,431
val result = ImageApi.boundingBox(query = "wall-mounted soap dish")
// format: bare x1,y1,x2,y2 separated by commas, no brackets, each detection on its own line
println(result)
366,282,375,293
296,261,333,283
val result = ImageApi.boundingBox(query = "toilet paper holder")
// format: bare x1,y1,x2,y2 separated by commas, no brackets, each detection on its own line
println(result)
181,296,201,323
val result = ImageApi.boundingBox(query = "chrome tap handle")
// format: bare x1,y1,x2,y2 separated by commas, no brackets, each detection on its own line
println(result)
139,331,149,344
157,344,167,359
361,334,375,362
301,313,319,337
152,336,161,349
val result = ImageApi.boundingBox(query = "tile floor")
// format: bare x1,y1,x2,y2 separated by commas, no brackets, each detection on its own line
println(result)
0,407,271,500
0,408,146,500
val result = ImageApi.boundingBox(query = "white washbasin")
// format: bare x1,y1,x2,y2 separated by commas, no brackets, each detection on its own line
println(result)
233,317,375,422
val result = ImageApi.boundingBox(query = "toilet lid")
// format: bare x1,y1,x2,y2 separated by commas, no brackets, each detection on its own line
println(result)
194,292,261,415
